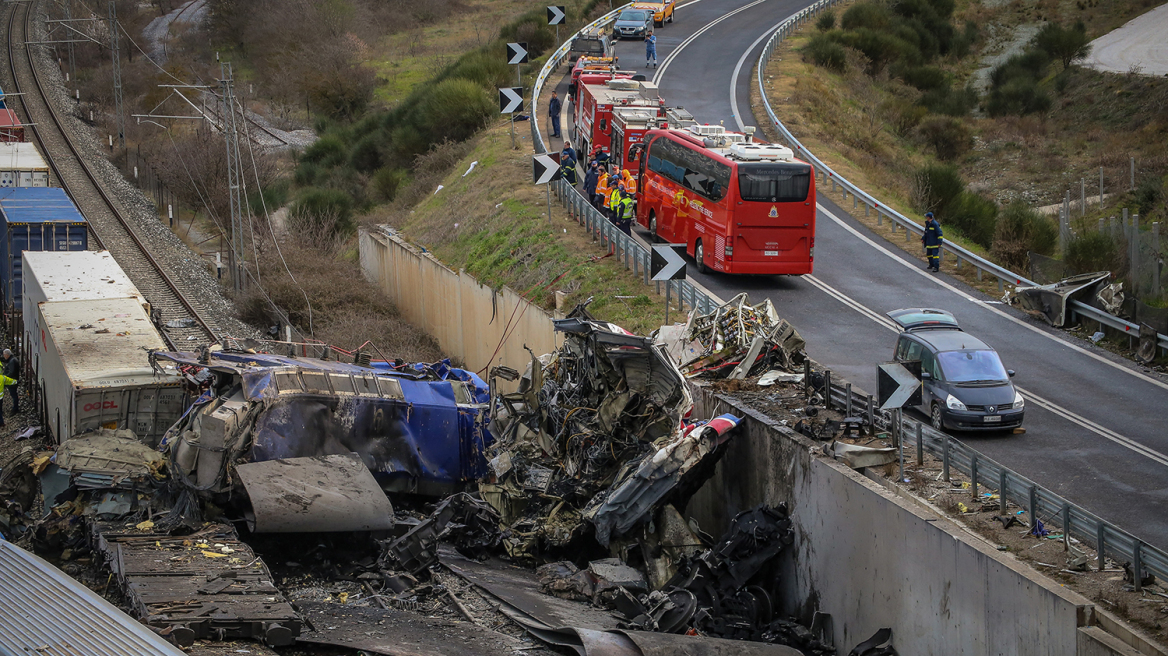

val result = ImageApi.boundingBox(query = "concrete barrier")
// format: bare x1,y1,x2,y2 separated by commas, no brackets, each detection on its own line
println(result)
686,384,1098,655
358,227,560,381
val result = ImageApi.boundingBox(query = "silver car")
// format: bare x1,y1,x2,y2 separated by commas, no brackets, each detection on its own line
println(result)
612,8,653,39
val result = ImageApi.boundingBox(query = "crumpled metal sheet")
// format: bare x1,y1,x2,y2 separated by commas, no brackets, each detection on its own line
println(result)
55,429,165,485
585,414,741,547
661,293,805,379
379,493,500,574
825,441,897,469
236,453,395,533
296,600,519,656
1012,271,1109,327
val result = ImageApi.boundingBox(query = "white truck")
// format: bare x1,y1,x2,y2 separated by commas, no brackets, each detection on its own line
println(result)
35,296,185,446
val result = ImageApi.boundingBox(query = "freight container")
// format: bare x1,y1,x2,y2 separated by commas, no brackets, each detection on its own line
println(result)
0,110,24,143
0,143,49,186
36,297,185,446
0,187,88,314
21,250,149,384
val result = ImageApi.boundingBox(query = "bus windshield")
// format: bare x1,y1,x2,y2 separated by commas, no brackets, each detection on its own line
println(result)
737,163,812,203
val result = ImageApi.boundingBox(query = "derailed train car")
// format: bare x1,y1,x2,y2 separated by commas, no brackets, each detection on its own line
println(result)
152,350,493,507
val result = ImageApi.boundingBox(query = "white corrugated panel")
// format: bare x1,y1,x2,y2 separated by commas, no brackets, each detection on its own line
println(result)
39,296,169,385
0,142,50,188
0,540,185,655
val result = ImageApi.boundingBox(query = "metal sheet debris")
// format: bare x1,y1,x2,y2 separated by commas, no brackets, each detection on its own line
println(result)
660,293,805,379
236,453,396,533
296,600,520,655
826,441,898,469
1012,272,1110,327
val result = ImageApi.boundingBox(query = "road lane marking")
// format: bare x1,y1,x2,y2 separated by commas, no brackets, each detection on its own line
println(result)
816,202,1168,393
803,249,1168,469
654,0,771,85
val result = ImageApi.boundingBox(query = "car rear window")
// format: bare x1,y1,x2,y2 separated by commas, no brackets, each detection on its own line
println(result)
937,350,1008,383
620,10,649,20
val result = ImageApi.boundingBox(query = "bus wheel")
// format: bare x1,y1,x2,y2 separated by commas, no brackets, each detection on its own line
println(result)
648,213,658,241
694,239,708,274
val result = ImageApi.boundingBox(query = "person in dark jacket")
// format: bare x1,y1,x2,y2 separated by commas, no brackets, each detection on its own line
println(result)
560,142,578,185
549,91,563,139
921,211,943,272
584,161,600,206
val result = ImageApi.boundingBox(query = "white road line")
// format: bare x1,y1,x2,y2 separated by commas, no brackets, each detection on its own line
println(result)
817,203,1168,393
731,15,791,131
654,0,770,85
801,225,1168,468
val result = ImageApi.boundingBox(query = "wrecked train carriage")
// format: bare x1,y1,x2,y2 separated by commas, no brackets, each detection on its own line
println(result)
484,318,695,553
152,351,493,499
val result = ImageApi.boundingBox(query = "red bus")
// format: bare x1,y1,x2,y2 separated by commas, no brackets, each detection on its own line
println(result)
634,125,816,275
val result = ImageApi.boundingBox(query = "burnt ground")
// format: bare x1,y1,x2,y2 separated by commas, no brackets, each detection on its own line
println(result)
709,375,1168,646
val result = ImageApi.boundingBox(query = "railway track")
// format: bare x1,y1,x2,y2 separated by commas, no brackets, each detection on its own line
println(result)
6,0,218,348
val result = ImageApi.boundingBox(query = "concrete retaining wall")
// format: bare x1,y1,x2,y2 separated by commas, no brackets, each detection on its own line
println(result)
359,227,559,382
686,385,1096,655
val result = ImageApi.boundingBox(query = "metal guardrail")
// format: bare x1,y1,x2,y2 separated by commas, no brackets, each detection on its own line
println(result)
820,376,1167,590
755,2,1168,353
532,4,720,317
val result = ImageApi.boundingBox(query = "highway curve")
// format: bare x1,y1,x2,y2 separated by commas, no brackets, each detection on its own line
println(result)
551,0,1168,550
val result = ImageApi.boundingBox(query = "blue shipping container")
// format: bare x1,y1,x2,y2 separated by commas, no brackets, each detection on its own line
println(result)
0,188,88,311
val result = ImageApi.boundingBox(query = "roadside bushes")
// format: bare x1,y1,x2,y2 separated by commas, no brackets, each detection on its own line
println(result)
985,22,1091,117
1065,231,1122,274
913,164,998,249
290,188,354,238
916,116,972,160
1033,21,1091,70
816,10,836,31
805,33,847,71
991,201,1057,269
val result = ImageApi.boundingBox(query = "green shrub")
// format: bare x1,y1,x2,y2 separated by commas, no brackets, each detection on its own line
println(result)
816,9,836,31
349,133,385,173
991,201,1058,269
947,192,998,249
500,14,555,56
416,79,494,144
301,135,348,167
899,65,946,91
247,179,290,215
949,20,979,59
805,33,848,71
917,116,972,161
838,27,916,74
290,187,354,237
371,167,408,202
1134,177,1162,216
919,83,977,116
1032,21,1091,70
915,163,965,217
884,97,928,136
985,78,1051,117
1065,231,1121,274
989,50,1050,87
294,162,321,187
841,3,893,30
440,50,512,89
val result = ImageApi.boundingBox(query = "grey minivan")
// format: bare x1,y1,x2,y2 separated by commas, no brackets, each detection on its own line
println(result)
889,308,1025,431
612,8,653,39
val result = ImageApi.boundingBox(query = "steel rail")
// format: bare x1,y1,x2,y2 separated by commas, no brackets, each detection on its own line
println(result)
7,0,217,348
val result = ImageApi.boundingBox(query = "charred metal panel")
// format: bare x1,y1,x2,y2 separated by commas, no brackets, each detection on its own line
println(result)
236,454,395,533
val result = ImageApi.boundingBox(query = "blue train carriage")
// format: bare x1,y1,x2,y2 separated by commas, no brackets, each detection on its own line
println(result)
0,188,88,333
0,85,7,109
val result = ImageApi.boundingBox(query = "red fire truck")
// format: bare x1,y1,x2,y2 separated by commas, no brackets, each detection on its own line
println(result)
633,125,816,275
573,78,663,161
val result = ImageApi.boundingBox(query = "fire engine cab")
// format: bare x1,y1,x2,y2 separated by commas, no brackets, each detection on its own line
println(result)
573,78,664,163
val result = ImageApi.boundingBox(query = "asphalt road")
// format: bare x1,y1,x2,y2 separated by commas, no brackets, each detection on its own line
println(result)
1084,2,1168,76
559,0,1168,550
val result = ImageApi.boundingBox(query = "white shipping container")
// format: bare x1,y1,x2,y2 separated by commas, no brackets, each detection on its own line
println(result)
36,297,185,446
22,250,149,368
0,142,50,187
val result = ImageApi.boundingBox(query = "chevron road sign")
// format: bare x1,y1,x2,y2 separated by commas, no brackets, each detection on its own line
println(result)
651,245,686,282
878,361,922,411
506,42,529,64
533,153,562,185
498,87,523,114
547,6,566,24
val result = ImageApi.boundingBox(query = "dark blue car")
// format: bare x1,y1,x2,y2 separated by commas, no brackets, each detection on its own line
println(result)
889,308,1025,432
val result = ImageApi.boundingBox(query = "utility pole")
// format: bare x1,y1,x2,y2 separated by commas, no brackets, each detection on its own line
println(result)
108,0,124,148
64,0,75,81
220,63,245,292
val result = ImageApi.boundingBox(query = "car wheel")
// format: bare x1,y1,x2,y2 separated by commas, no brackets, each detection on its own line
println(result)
931,404,944,431
694,239,708,274
669,11,674,23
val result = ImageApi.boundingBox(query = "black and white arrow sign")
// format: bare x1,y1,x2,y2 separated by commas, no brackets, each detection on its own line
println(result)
499,87,523,114
877,361,922,411
651,245,687,282
547,6,566,24
507,42,529,65
533,153,562,185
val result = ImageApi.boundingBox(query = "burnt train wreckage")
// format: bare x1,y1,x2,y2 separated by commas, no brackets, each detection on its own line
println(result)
0,302,896,654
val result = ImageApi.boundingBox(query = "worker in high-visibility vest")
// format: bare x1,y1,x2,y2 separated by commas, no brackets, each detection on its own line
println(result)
602,169,620,218
595,169,610,212
615,186,635,235
621,169,636,194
